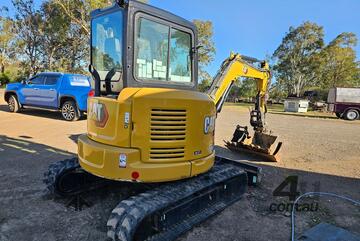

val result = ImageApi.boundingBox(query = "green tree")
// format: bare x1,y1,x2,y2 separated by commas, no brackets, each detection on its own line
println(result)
0,15,15,74
0,7,22,82
193,20,215,66
237,78,257,99
40,1,70,71
272,21,324,97
269,82,287,102
197,75,211,92
193,19,216,91
0,72,10,85
52,0,111,71
317,32,359,88
53,0,110,35
12,0,44,76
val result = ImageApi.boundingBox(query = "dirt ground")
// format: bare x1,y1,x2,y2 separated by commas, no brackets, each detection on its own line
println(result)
0,89,359,241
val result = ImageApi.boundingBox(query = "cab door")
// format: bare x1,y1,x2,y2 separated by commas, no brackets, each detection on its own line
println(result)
20,75,44,106
42,75,61,108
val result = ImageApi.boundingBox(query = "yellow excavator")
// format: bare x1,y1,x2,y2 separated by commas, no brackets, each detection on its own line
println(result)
44,1,280,240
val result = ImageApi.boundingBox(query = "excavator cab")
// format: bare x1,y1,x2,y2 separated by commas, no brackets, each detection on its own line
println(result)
89,1,197,95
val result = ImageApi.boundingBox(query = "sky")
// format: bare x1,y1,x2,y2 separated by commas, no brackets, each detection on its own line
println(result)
2,0,360,77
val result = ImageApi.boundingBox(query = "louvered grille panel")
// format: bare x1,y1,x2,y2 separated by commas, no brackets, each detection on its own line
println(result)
149,109,186,160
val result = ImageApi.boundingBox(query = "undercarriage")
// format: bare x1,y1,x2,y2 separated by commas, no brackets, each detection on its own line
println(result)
44,156,261,241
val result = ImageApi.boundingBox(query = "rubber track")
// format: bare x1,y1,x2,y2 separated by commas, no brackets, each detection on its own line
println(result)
107,162,246,241
43,157,80,196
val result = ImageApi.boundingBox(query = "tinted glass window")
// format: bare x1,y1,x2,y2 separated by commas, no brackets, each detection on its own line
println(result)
135,17,192,83
135,18,169,81
91,10,123,71
69,76,90,87
169,29,191,82
29,76,44,85
44,76,59,85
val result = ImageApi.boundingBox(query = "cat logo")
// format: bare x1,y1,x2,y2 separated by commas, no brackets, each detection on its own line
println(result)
243,66,248,74
204,116,215,134
89,101,108,127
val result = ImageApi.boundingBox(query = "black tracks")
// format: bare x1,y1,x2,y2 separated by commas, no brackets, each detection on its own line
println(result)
43,157,105,196
43,158,80,196
106,161,248,241
44,158,250,241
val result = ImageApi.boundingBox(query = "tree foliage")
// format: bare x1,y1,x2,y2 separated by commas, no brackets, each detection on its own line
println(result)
52,0,110,35
4,0,110,78
197,74,211,92
237,78,257,99
193,19,216,91
272,21,324,97
0,13,15,74
193,19,215,66
0,72,10,85
316,32,360,88
12,0,44,76
272,22,360,99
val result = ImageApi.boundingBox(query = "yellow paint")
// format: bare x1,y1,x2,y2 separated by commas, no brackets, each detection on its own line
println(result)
87,88,139,147
78,134,214,182
78,87,216,182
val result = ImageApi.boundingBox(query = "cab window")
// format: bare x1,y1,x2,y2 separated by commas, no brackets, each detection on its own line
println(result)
91,10,123,72
44,76,59,85
169,29,191,82
135,18,169,81
29,75,44,85
135,17,192,83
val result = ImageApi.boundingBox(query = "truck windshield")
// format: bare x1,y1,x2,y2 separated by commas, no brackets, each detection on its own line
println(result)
91,10,123,72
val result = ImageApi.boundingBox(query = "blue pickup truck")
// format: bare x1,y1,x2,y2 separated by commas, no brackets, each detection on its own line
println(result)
4,72,93,121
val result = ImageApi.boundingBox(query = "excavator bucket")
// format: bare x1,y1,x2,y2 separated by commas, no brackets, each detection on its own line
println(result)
224,126,282,162
252,131,277,149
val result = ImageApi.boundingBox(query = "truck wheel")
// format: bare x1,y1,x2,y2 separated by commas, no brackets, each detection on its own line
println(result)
335,112,342,118
345,109,359,121
8,95,20,113
61,100,80,121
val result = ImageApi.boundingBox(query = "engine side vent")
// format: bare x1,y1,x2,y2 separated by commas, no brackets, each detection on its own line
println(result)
150,147,185,160
150,109,187,142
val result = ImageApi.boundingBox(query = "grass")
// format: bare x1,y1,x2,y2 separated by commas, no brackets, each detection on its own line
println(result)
224,102,337,119
225,102,284,112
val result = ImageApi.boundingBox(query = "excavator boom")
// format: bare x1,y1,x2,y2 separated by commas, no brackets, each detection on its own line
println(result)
208,53,270,117
207,52,281,161
208,53,271,128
